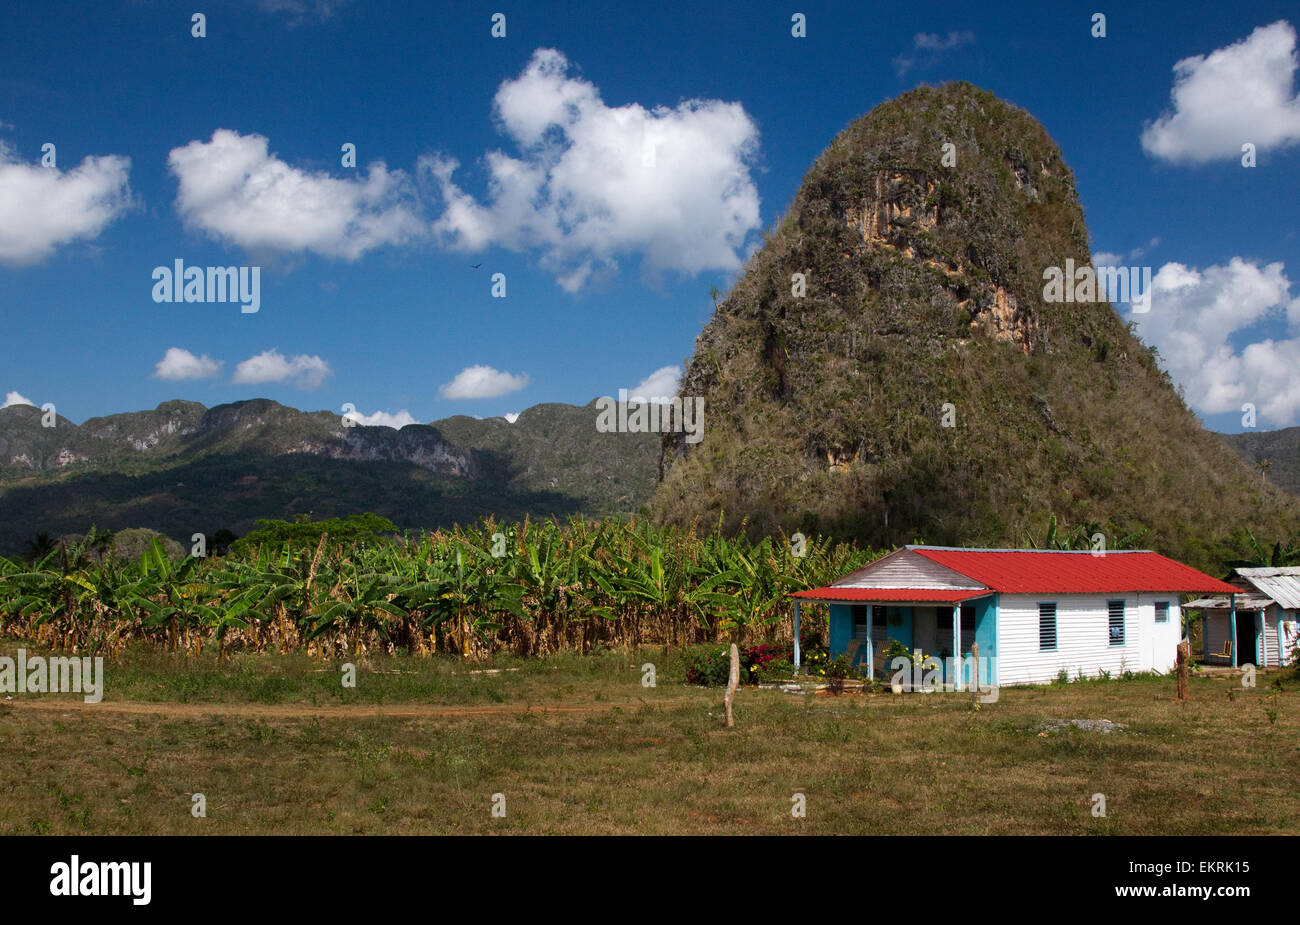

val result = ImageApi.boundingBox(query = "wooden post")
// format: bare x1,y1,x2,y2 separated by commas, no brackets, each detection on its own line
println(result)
724,643,739,728
971,641,980,709
1176,639,1189,701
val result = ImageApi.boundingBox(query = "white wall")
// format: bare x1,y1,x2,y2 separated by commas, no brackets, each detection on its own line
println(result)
997,593,1183,685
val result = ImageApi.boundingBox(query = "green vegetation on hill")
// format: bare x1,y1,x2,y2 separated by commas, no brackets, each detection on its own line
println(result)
1218,427,1300,496
0,398,656,556
652,82,1300,572
431,400,658,515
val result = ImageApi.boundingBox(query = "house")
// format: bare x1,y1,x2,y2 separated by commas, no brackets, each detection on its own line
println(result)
788,545,1239,687
1184,567,1300,668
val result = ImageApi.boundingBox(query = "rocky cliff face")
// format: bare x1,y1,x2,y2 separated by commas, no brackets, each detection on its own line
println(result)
652,82,1299,568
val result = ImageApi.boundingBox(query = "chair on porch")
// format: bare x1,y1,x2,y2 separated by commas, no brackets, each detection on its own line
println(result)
1217,639,1232,661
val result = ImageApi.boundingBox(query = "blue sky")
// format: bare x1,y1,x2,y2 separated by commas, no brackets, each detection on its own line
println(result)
1,0,1298,432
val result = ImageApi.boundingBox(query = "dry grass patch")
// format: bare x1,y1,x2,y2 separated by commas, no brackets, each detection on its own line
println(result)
1,656,1297,835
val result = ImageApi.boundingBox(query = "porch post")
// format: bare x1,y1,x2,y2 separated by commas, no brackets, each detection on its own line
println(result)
952,604,961,691
1200,612,1207,662
793,600,802,672
1229,593,1237,668
1279,613,1285,669
866,604,874,681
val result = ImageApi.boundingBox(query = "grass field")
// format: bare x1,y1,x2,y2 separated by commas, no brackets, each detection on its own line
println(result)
2,642,1297,835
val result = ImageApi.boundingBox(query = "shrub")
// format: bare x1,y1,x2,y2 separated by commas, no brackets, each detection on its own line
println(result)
684,644,798,686
823,654,853,695
755,658,795,683
685,649,732,687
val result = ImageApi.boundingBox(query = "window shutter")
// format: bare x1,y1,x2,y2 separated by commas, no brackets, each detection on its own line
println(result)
1039,603,1057,651
1108,600,1125,646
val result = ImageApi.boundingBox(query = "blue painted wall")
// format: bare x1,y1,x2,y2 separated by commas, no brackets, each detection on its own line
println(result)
892,607,914,651
973,594,999,686
826,600,1004,687
829,604,912,659
828,604,852,661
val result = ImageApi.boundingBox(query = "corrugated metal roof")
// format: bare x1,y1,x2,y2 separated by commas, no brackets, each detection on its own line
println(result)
911,547,1237,594
1236,568,1300,610
789,587,990,603
789,547,1237,600
1184,594,1274,610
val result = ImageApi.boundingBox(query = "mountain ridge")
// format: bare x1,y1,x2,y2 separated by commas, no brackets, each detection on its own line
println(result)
0,396,657,553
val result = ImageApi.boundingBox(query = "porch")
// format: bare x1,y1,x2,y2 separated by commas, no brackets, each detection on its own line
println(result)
791,591,998,688
1184,593,1269,667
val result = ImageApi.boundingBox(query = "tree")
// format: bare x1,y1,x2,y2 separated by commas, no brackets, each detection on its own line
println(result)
22,532,56,564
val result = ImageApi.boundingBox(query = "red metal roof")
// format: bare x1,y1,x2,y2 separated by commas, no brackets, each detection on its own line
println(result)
788,547,1239,601
789,587,989,603
911,548,1238,594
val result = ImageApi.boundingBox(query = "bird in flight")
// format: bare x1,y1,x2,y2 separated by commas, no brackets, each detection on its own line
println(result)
471,263,482,269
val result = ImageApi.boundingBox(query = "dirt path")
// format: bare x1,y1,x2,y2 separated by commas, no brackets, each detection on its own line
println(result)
0,696,691,721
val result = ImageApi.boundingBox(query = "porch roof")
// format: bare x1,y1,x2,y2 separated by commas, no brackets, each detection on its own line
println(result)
1184,594,1274,611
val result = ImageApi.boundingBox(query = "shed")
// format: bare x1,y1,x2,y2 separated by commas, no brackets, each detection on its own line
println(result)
1184,567,1300,668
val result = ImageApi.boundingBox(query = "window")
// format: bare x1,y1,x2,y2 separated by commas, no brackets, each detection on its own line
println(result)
1108,600,1126,646
1154,601,1169,624
1039,603,1057,651
852,605,867,638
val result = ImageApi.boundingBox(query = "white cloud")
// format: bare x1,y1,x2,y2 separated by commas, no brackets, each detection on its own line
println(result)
256,0,351,22
914,31,975,51
425,48,761,290
342,407,418,429
628,364,682,403
0,139,132,265
1,390,34,409
1093,238,1160,266
437,365,529,400
1128,257,1300,424
1141,20,1300,163
232,349,331,389
893,31,975,77
168,129,424,259
154,347,222,380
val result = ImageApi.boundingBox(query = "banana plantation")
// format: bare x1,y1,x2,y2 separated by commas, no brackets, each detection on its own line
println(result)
0,517,878,661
